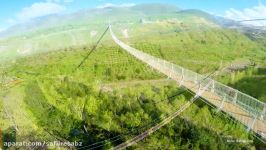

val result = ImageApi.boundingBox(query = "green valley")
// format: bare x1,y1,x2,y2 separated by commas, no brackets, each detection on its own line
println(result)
0,3,265,150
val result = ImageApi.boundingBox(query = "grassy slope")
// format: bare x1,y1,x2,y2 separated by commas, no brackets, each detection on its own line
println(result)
0,20,265,149
128,24,263,71
118,22,266,102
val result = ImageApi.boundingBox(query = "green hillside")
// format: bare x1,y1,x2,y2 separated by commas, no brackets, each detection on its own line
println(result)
0,3,265,150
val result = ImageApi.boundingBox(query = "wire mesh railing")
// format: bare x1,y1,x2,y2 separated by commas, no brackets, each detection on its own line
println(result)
110,25,266,138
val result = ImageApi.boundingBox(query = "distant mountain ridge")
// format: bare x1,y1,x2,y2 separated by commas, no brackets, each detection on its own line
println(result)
0,3,224,38
1,3,261,40
0,3,265,63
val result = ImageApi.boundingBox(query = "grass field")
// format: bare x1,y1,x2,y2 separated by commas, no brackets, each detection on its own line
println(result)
0,18,265,149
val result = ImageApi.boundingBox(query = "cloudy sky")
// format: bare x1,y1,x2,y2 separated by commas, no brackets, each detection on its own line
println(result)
0,0,266,31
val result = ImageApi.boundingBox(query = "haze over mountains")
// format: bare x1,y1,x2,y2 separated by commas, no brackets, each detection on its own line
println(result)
0,3,237,38
0,3,265,62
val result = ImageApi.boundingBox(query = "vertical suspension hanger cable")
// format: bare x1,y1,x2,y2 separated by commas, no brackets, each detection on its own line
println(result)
72,25,110,73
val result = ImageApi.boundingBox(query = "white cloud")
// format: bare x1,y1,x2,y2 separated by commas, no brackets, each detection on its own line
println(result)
225,4,266,26
6,19,17,25
97,3,136,9
63,0,74,3
46,0,74,3
0,28,5,33
46,0,61,3
17,2,65,21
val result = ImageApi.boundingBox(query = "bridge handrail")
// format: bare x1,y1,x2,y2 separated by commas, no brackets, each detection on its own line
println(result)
158,57,265,118
109,25,266,120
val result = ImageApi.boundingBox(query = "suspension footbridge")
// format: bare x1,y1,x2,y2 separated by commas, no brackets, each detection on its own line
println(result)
109,24,266,148
1,24,265,150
